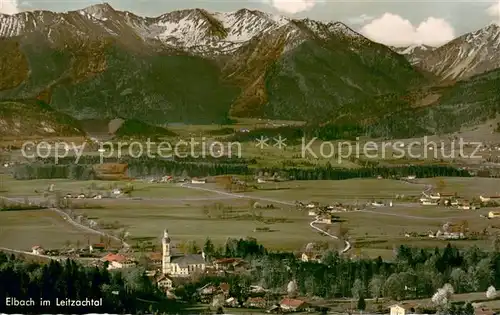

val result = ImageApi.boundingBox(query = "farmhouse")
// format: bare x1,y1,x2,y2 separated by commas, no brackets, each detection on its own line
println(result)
162,230,207,277
31,245,44,255
148,252,163,267
316,216,332,224
480,195,500,203
155,274,174,292
191,178,206,184
245,297,267,309
301,252,322,263
279,298,310,312
489,211,500,219
390,303,416,315
213,257,244,271
101,253,137,270
422,200,438,206
89,243,105,252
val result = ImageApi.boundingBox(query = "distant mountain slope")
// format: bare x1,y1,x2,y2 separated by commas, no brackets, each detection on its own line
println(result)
0,4,426,125
391,44,435,65
0,101,84,137
321,68,500,139
417,24,500,81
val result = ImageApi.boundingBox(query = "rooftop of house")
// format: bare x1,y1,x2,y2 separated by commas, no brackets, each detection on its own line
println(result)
32,245,42,249
149,252,163,261
213,258,243,264
280,298,307,308
101,253,130,263
92,243,105,248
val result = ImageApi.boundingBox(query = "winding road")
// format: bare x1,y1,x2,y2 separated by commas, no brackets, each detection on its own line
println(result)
179,183,352,253
0,180,443,256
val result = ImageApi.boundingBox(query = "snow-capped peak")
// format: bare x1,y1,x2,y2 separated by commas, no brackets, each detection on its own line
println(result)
0,4,369,56
418,23,500,80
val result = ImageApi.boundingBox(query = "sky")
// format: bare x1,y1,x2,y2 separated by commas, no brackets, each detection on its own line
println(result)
1,0,500,47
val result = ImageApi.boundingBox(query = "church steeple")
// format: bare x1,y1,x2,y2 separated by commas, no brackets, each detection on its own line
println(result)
162,229,171,272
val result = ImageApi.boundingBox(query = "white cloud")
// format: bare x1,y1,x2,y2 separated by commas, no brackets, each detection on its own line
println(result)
361,13,455,47
0,0,19,14
487,0,500,24
261,0,320,14
347,14,374,25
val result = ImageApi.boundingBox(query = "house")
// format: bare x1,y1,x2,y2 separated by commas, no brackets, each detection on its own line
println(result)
249,285,267,294
89,243,105,252
112,188,122,195
301,252,322,263
225,297,240,308
279,298,310,312
480,195,500,203
148,252,163,267
191,178,206,184
101,253,137,270
489,211,500,219
213,258,244,271
308,210,317,216
156,274,174,292
77,194,86,199
246,297,267,309
371,201,384,207
257,178,266,183
32,245,44,255
390,303,416,315
422,200,438,206
316,216,332,224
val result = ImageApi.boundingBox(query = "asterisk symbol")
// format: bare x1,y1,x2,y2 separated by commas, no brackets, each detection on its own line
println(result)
273,135,287,149
255,136,269,149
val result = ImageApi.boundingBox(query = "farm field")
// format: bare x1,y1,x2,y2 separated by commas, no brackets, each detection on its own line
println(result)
70,198,340,251
0,209,103,250
243,179,425,203
2,174,500,256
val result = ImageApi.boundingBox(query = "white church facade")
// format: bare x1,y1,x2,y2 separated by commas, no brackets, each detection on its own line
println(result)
162,230,207,277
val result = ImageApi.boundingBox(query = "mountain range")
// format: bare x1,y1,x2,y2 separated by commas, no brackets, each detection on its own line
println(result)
0,3,499,139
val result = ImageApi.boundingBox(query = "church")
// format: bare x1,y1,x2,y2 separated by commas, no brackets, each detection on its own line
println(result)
162,229,207,277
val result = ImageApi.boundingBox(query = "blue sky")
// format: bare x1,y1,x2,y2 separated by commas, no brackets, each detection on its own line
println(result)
2,0,500,46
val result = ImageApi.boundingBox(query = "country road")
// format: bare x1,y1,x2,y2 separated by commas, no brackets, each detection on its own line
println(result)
179,183,352,253
310,218,351,253
0,246,61,261
0,196,130,249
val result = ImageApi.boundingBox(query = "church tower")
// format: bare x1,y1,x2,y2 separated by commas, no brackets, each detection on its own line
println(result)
162,229,171,274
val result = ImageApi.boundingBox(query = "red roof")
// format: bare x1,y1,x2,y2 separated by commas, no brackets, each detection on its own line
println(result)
280,298,307,308
92,243,105,248
101,253,127,263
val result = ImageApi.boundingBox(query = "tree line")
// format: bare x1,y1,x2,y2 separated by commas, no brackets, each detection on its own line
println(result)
14,157,469,181
183,238,500,313
0,253,178,314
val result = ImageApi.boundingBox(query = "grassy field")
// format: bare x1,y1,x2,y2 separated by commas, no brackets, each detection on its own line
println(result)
0,209,103,250
2,173,500,255
70,198,340,251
